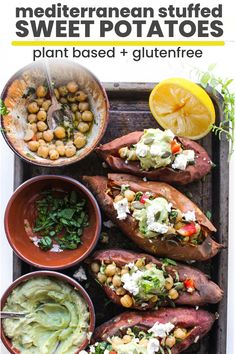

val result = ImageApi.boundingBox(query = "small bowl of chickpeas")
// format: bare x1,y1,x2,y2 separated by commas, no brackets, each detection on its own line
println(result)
0,60,109,166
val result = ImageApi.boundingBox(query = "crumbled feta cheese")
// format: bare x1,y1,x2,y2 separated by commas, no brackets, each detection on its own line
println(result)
194,336,200,343
165,129,175,140
183,149,195,162
146,203,162,225
104,350,110,354
51,244,63,253
148,321,175,338
147,338,160,354
172,153,188,170
121,270,143,295
167,203,173,212
150,144,163,157
79,351,87,354
183,210,196,222
143,177,147,182
148,222,169,234
127,262,138,270
113,198,130,220
73,266,87,281
136,143,149,157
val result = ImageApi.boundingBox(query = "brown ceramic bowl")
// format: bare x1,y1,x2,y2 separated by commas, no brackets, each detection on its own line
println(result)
0,60,109,167
4,175,101,269
1,270,95,354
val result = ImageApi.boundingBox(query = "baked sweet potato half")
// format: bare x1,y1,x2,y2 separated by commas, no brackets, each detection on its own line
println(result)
96,129,213,185
83,174,222,261
86,249,223,310
82,308,215,353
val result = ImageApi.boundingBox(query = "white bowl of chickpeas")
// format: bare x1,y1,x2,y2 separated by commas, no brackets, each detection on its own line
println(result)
1,60,109,166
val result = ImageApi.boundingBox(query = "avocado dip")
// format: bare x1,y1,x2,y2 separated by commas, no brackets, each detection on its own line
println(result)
2,277,90,354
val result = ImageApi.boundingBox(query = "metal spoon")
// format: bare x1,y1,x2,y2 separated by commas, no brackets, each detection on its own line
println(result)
0,311,26,319
43,61,73,130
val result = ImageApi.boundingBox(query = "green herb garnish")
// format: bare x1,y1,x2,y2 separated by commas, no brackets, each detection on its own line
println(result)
206,210,212,220
0,99,9,115
22,87,36,98
162,258,177,266
33,190,89,251
194,64,235,158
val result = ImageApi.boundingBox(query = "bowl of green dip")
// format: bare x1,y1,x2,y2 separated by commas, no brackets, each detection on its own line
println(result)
1,271,95,354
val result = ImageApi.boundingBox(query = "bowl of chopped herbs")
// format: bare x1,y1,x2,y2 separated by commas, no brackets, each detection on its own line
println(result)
4,175,102,269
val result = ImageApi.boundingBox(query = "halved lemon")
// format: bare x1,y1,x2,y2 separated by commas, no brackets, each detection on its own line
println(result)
149,78,215,140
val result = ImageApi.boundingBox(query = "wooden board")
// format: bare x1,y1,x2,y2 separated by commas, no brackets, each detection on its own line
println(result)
12,82,229,354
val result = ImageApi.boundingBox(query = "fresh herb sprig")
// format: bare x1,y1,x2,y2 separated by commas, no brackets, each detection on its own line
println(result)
194,64,235,158
34,190,89,251
0,99,9,116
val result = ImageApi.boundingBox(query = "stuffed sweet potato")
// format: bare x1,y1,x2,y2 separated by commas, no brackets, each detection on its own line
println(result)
87,249,223,310
81,308,215,353
96,128,213,185
83,174,222,261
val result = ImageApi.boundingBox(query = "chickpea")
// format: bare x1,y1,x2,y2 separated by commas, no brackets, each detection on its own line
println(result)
124,189,135,202
112,337,123,346
24,129,34,141
57,85,68,97
38,139,47,145
37,145,49,158
74,135,86,149
175,222,185,230
54,126,66,139
29,123,37,134
120,294,133,308
119,147,128,159
36,85,47,98
35,98,44,107
150,295,158,303
97,272,107,283
75,112,82,121
127,150,138,161
123,335,132,344
49,149,59,160
48,144,56,151
175,210,183,223
28,102,39,114
28,114,37,123
116,287,126,296
67,81,79,93
112,275,122,288
37,121,47,132
79,102,89,112
168,288,179,300
121,267,129,275
105,264,116,277
78,122,90,133
54,88,60,100
60,97,68,104
116,267,121,275
56,145,65,156
165,276,174,290
36,132,43,140
173,328,187,340
91,262,100,273
28,141,39,152
65,145,76,158
107,277,113,284
139,338,148,346
43,130,54,142
42,100,52,111
75,91,87,102
135,258,145,268
82,110,93,122
37,110,47,122
67,93,76,103
165,336,176,348
55,140,64,146
71,103,78,113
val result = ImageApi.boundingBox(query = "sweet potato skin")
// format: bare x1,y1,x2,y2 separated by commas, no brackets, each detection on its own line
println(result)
87,249,223,309
92,308,215,354
82,174,222,261
96,131,212,185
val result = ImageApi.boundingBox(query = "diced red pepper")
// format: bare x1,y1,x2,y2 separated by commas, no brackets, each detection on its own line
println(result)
140,194,150,204
184,279,195,291
110,351,117,354
177,223,197,237
171,139,181,154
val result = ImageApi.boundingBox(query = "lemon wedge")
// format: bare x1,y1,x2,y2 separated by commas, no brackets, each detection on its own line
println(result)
149,78,215,140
